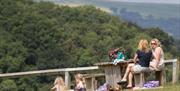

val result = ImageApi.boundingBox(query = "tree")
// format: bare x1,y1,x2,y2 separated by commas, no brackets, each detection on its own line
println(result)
0,79,18,91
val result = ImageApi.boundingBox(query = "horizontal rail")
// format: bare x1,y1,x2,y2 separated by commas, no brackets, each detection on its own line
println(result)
0,66,99,78
164,59,177,64
0,59,178,78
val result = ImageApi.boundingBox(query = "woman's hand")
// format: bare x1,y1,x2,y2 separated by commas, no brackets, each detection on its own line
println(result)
150,65,159,71
154,67,159,71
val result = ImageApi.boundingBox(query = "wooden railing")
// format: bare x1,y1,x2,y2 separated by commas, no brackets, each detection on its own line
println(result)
0,59,179,90
0,66,99,89
163,59,179,84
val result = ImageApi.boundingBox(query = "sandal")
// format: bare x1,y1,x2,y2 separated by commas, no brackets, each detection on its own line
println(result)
117,80,127,85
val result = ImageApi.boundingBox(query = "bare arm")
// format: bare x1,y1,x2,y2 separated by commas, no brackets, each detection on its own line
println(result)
154,47,162,67
133,53,138,64
51,85,56,91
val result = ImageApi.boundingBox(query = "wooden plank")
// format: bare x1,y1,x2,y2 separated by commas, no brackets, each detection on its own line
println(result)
83,73,105,78
164,59,177,64
0,66,99,78
172,59,178,84
91,77,95,91
134,73,141,87
107,66,112,85
110,65,115,85
112,65,116,85
177,59,179,83
85,78,92,91
64,66,99,71
114,65,121,84
95,59,133,66
65,71,70,89
84,74,101,91
104,66,113,85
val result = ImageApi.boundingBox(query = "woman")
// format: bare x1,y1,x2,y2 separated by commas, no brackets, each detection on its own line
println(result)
74,73,86,91
150,38,164,70
118,39,152,88
51,76,67,91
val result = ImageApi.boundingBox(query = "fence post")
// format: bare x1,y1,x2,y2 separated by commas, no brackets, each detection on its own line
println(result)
65,71,70,89
175,59,179,83
172,59,178,84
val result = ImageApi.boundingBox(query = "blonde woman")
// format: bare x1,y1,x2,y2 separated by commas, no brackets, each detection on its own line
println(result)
118,39,152,88
51,76,67,91
74,73,86,91
150,38,164,70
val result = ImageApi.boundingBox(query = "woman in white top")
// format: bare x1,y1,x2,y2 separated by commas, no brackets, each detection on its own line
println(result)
51,76,67,91
150,38,164,70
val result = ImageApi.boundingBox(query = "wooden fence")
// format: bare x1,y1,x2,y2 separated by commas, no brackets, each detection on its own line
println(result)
0,59,179,90
163,59,179,84
0,66,99,89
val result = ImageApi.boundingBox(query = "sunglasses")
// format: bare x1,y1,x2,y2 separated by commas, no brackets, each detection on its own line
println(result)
151,42,157,45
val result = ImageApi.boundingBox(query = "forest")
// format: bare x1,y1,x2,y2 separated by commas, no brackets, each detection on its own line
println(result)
0,0,179,91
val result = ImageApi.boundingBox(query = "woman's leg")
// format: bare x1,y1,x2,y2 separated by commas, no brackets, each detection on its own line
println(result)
121,63,134,81
127,71,133,87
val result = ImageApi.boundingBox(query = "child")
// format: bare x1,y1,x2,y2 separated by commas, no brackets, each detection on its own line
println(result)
74,73,86,91
51,76,67,91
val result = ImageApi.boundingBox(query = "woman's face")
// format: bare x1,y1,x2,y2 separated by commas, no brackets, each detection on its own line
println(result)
151,41,157,49
57,80,61,84
142,42,147,49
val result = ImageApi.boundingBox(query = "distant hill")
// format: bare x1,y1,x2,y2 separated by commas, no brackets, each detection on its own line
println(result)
40,0,180,39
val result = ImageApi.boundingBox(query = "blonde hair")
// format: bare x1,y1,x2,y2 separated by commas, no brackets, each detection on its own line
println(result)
54,76,67,91
151,38,161,47
75,73,86,87
54,76,65,85
138,39,149,52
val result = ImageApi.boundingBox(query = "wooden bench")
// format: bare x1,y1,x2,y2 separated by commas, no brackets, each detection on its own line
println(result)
133,59,179,88
83,73,105,91
134,69,164,88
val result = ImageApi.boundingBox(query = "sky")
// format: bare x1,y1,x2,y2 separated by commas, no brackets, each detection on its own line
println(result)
107,0,180,4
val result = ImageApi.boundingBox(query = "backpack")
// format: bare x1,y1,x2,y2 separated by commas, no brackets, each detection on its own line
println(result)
108,48,130,61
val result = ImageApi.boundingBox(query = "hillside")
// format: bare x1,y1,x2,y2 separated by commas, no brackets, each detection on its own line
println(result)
41,0,180,39
0,0,179,90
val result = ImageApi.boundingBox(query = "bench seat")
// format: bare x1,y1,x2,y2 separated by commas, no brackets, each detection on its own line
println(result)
133,69,165,88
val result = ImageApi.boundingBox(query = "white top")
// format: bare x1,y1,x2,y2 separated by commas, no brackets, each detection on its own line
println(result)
76,81,85,88
54,85,61,91
152,47,164,66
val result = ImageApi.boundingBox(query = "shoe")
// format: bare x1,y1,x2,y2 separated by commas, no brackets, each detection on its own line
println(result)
117,80,127,85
